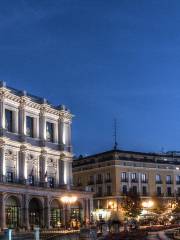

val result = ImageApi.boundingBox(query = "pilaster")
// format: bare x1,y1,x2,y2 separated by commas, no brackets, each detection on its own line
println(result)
0,193,6,230
39,150,47,183
0,141,6,181
44,197,50,229
19,145,27,182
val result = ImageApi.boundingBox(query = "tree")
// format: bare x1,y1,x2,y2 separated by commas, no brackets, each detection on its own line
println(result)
151,196,166,215
172,199,180,214
121,189,142,219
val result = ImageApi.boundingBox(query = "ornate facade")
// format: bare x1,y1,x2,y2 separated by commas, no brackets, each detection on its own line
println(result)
0,81,92,230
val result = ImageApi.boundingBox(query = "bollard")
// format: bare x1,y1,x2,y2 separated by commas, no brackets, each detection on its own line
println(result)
34,227,40,240
4,229,12,240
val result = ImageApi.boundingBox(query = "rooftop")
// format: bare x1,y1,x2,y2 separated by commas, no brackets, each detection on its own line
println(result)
0,80,70,112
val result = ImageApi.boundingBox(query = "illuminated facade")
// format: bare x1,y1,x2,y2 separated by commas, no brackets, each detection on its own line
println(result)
0,81,92,230
73,149,180,220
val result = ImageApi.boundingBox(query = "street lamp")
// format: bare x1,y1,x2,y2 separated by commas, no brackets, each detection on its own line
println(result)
61,196,77,229
142,200,154,209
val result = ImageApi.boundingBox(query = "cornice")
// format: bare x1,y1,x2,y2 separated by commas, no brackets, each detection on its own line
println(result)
0,86,73,119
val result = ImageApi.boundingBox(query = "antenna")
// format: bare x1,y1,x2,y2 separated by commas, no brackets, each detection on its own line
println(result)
113,119,118,150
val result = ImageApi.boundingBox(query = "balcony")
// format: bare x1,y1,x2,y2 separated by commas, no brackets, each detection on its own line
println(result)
96,179,103,184
142,192,149,196
104,192,112,196
166,181,173,185
131,179,138,183
88,181,94,185
121,178,128,183
105,179,112,183
156,193,164,197
94,193,103,197
156,180,162,184
166,193,174,197
141,180,148,184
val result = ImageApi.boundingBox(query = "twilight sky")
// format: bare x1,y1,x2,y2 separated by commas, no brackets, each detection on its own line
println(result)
0,0,180,156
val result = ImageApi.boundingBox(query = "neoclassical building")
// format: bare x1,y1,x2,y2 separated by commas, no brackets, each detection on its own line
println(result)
73,149,180,221
0,81,92,230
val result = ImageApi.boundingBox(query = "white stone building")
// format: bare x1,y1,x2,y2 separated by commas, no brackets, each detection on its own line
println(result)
0,81,92,230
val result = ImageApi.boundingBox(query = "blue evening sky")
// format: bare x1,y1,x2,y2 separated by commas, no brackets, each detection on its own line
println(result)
0,0,180,156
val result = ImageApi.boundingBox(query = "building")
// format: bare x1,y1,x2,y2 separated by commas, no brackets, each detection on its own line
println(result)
73,149,180,221
0,81,92,230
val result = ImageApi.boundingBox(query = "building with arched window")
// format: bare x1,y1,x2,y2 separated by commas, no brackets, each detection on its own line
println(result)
0,81,92,230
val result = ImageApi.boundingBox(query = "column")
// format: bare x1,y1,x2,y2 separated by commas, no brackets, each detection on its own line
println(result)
0,143,5,181
69,161,73,185
54,122,58,144
58,118,65,150
67,122,72,152
39,109,46,141
33,117,39,139
23,194,30,230
12,110,18,133
44,197,50,229
0,193,6,230
0,96,5,130
89,198,93,222
58,159,64,185
19,102,26,136
138,173,141,195
39,151,47,183
19,146,27,182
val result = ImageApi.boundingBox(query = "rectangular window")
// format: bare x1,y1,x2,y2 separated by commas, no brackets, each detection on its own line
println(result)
122,185,127,195
89,175,94,184
97,186,102,196
107,185,112,196
167,187,172,196
141,173,147,183
176,175,180,184
157,186,161,196
156,174,161,183
131,173,137,182
106,172,111,182
7,171,13,183
166,175,172,184
142,186,147,196
28,175,34,186
97,174,102,183
26,116,34,138
132,186,137,194
121,172,127,182
46,122,54,142
177,187,180,196
5,109,13,132
48,177,55,188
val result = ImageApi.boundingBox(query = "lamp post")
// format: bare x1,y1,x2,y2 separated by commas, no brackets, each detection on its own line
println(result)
61,196,77,229
142,200,154,215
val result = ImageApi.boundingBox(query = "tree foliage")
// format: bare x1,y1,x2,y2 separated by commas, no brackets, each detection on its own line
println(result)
151,196,166,214
121,189,142,219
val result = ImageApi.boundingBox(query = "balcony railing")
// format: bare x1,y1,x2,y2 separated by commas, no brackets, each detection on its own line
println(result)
142,192,149,196
121,178,128,183
105,179,112,183
96,180,103,184
156,180,162,184
87,181,94,185
141,180,148,184
131,179,138,183
156,193,164,197
166,193,174,197
166,181,173,184
104,192,112,196
94,193,103,197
